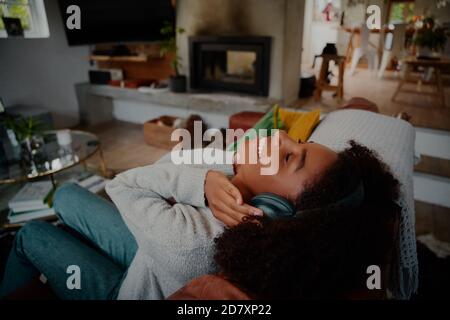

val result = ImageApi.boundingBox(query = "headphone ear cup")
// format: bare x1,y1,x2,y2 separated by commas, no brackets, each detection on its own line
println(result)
250,193,296,219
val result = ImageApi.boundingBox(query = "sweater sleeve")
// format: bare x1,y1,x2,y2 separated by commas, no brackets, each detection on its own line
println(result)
105,163,215,251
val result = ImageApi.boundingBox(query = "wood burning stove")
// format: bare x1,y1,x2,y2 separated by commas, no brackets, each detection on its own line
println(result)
189,36,271,96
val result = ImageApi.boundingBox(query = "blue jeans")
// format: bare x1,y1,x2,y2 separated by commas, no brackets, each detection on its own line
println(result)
0,183,138,300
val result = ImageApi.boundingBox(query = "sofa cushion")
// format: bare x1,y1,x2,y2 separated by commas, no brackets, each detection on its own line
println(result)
167,275,250,300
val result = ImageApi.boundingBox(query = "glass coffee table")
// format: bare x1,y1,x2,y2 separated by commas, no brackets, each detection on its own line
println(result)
0,130,108,186
0,130,109,231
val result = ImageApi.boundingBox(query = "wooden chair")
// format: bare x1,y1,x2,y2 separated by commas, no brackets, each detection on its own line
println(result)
314,54,346,101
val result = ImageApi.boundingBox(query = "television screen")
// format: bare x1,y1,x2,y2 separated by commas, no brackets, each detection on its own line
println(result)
58,0,175,46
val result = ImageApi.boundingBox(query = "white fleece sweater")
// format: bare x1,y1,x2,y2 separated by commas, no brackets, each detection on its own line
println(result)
106,158,233,300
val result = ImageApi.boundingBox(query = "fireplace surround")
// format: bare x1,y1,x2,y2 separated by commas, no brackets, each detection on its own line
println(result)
189,36,271,96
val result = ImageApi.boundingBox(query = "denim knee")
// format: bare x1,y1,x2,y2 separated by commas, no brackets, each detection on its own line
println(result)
54,183,81,208
14,220,49,255
53,183,84,222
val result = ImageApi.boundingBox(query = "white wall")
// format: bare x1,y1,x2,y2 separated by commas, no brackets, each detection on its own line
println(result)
414,173,450,208
413,128,450,208
303,0,384,67
334,0,386,61
302,3,341,68
0,0,90,128
415,128,450,161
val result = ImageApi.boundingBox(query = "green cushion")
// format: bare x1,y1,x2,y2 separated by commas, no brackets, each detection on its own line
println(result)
227,106,283,152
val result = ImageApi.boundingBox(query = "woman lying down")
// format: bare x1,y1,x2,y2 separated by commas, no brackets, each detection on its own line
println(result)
0,131,400,300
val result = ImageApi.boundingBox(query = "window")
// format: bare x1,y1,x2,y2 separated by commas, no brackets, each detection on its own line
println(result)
388,0,415,24
0,0,49,38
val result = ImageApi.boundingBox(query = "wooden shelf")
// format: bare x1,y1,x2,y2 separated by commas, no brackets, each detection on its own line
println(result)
90,43,174,81
89,54,149,63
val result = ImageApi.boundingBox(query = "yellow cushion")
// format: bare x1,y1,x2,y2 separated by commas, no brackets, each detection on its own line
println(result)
226,106,321,152
278,107,321,143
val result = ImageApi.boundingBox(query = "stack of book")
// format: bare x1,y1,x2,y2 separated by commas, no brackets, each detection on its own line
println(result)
7,181,56,224
6,174,110,226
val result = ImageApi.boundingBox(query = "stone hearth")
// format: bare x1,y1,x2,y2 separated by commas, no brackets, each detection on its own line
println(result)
76,83,277,129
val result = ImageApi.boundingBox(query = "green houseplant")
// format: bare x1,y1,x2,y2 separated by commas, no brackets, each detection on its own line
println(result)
414,17,447,59
160,22,187,93
1,115,46,165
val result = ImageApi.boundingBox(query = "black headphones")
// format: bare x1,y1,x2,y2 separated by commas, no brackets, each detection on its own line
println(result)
250,182,365,220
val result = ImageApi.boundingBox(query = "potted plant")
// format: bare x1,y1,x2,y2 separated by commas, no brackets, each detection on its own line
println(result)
160,22,187,93
414,17,447,59
1,115,46,166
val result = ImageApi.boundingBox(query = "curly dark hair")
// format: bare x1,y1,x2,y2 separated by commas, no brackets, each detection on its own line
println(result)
214,141,401,299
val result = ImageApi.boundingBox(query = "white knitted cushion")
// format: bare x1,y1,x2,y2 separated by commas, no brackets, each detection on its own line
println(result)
309,109,417,299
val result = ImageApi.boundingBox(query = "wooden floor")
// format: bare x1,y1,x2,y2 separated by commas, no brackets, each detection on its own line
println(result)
79,121,169,174
292,68,450,131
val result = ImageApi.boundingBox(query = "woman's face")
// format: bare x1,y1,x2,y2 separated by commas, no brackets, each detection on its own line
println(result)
235,131,338,202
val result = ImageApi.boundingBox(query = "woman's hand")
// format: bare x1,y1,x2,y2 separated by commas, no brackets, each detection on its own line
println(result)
205,171,263,227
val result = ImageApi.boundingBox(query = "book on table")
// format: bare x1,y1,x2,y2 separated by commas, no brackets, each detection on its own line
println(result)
7,181,56,224
5,175,109,226
8,181,54,212
7,208,56,224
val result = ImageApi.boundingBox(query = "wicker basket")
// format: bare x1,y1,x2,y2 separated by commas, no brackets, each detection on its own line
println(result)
143,116,181,150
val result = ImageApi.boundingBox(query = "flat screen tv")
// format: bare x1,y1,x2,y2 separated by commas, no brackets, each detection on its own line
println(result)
58,0,175,46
